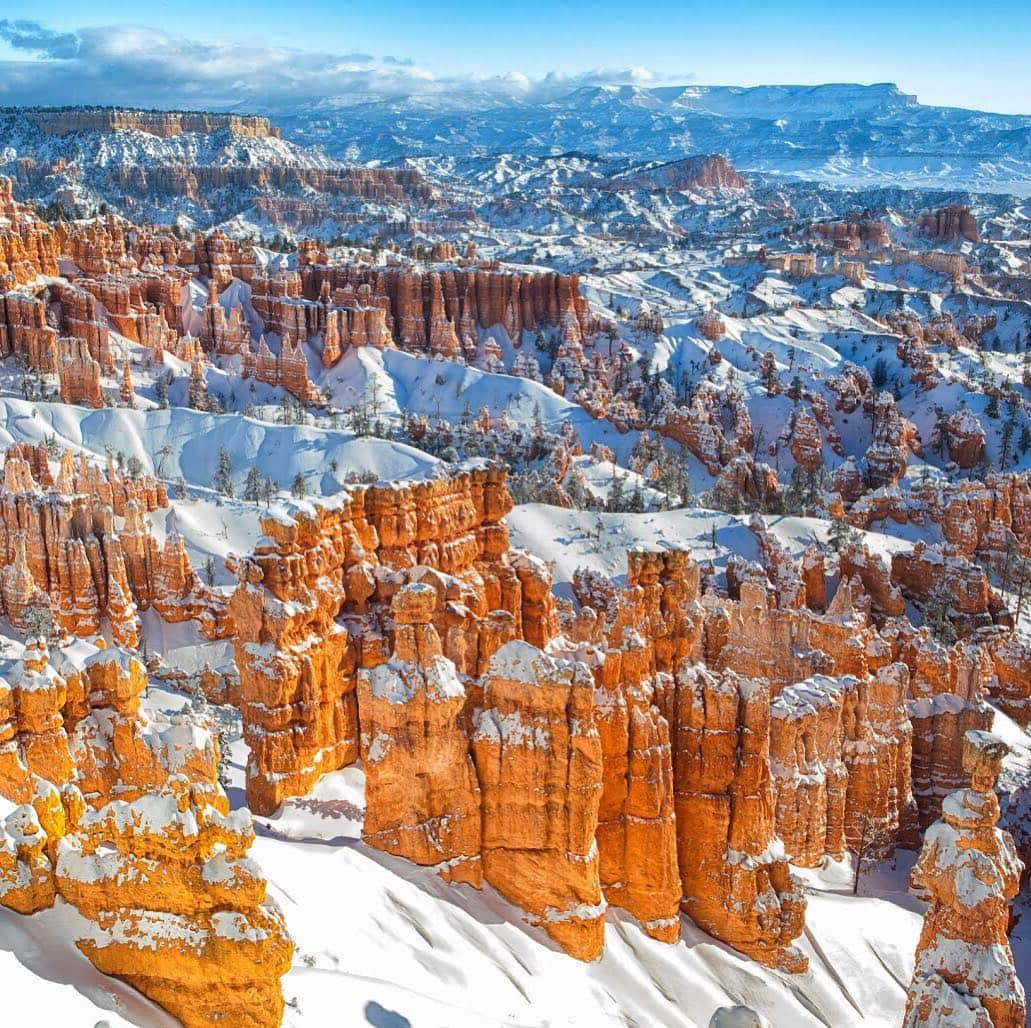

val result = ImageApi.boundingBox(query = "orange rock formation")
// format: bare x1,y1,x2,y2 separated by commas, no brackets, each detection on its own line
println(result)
903,731,1025,1028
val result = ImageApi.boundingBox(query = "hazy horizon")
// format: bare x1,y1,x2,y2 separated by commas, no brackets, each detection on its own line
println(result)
0,2,1029,116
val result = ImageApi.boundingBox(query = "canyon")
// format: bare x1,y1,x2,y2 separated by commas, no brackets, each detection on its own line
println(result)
0,89,1027,1028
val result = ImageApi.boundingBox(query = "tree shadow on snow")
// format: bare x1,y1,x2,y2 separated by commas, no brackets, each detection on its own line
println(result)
364,1000,413,1028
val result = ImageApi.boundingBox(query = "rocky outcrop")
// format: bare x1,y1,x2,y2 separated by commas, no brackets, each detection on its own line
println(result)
0,449,202,642
230,504,357,816
864,392,920,488
585,629,680,942
807,219,891,250
471,641,605,960
0,631,291,1027
769,675,851,867
231,466,524,815
607,154,746,192
917,205,980,244
901,631,995,827
289,263,597,350
903,731,1024,1028
358,583,482,884
787,407,824,471
23,107,282,139
672,663,807,972
697,307,726,341
934,409,986,470
56,777,292,1028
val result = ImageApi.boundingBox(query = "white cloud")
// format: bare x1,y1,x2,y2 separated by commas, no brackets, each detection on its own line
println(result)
0,19,681,112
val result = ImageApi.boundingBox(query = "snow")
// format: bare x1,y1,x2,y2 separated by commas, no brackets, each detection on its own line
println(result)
0,899,178,1028
237,828,923,1028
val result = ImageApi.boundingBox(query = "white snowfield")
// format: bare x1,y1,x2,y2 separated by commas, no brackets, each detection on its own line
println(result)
249,759,920,1028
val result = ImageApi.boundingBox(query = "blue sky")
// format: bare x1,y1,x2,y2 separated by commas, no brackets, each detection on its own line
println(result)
0,2,1028,114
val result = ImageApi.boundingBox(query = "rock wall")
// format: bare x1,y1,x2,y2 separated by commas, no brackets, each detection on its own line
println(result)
56,779,292,1028
917,205,980,244
473,641,605,960
672,664,807,972
0,447,222,643
230,465,523,815
357,584,482,885
22,107,281,139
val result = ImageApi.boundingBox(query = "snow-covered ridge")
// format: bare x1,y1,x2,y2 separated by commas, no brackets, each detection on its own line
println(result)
274,82,1031,193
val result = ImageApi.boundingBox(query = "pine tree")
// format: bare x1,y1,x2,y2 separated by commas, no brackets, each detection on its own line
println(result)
923,588,957,645
243,466,263,504
1001,418,1016,468
290,472,307,499
606,474,626,513
23,600,59,646
828,515,859,552
213,447,233,497
1020,425,1031,456
629,483,645,513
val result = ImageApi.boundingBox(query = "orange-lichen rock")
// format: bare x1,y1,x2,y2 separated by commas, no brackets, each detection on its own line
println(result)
588,629,680,942
56,776,293,1028
0,802,56,913
903,731,1025,1028
471,640,605,960
230,504,359,815
672,663,807,972
769,675,852,867
70,647,220,810
0,637,74,797
357,583,482,884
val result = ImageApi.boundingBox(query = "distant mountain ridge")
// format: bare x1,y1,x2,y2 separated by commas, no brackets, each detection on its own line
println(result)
274,82,1031,194
6,106,280,139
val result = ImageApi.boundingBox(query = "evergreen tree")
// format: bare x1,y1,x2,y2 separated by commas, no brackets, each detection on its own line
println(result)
213,447,234,497
628,483,645,513
828,515,859,552
606,474,627,513
1020,425,1031,456
1001,418,1016,468
923,588,957,645
243,466,263,504
871,357,889,389
290,472,307,499
23,600,59,646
